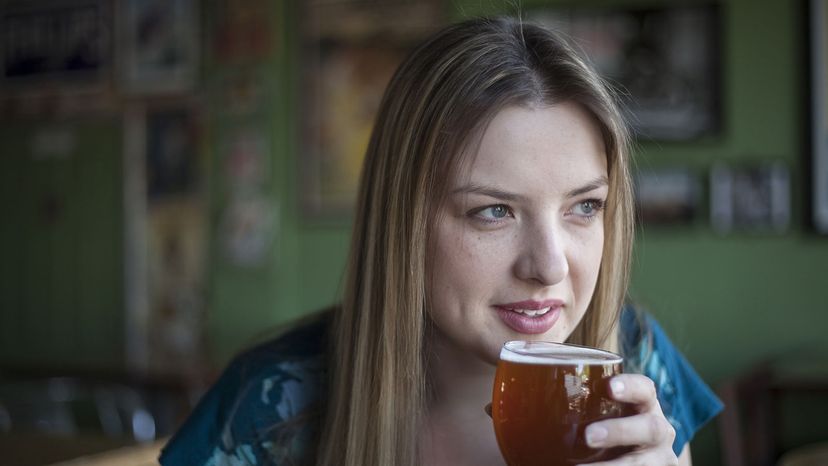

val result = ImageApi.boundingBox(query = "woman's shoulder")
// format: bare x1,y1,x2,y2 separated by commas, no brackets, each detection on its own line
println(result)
620,305,723,456
159,314,330,466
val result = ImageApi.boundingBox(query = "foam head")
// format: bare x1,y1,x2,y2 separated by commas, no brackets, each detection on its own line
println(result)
500,340,623,365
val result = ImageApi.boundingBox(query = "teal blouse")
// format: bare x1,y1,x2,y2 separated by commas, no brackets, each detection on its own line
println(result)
160,309,722,465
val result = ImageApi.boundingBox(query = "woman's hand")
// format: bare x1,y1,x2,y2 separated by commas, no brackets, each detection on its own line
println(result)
578,373,678,466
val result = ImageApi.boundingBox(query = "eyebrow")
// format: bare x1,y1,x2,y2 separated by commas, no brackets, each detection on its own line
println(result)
449,184,527,202
565,176,609,198
450,176,609,202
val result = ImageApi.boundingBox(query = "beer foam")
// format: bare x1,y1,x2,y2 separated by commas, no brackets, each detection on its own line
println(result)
500,341,622,365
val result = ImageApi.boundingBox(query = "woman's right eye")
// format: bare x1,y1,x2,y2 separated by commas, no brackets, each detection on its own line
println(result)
470,204,513,222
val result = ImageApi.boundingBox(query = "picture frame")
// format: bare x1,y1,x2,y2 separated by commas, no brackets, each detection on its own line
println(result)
530,4,721,141
300,0,445,220
302,40,407,218
710,163,790,234
635,168,702,226
0,0,110,91
211,0,274,64
119,0,198,95
809,0,828,233
146,108,199,201
124,103,209,375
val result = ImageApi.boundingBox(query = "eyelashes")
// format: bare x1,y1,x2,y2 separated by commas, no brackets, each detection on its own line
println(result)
470,204,514,223
466,199,606,225
570,199,605,222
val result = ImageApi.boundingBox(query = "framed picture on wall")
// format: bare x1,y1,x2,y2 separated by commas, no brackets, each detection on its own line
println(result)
300,0,445,220
119,0,198,94
635,168,702,226
124,103,209,375
710,163,790,234
809,0,828,233
530,4,721,141
146,109,200,201
0,0,109,90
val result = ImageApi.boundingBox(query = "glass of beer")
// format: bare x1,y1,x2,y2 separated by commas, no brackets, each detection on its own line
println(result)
492,340,635,466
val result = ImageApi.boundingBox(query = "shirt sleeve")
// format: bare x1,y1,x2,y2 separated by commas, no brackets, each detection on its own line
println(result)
622,309,724,456
158,346,324,466
158,356,267,466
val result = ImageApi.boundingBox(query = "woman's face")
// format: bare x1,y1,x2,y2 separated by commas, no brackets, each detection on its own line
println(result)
428,102,608,365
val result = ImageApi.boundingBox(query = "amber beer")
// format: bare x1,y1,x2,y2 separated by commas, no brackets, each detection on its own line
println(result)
492,341,634,466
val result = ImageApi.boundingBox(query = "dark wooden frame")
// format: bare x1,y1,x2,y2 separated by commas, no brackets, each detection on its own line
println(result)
529,4,722,141
0,0,110,91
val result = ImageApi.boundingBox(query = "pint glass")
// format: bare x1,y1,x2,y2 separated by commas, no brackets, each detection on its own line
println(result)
492,341,634,466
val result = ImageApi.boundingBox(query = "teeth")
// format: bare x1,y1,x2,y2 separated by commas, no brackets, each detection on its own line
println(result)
511,307,551,317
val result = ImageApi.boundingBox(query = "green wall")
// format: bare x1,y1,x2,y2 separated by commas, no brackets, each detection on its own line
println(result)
0,120,124,369
203,0,330,360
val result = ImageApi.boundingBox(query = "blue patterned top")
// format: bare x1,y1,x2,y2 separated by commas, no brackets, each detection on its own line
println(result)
159,309,722,465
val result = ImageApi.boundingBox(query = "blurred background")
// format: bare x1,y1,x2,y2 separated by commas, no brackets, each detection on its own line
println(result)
1,0,827,465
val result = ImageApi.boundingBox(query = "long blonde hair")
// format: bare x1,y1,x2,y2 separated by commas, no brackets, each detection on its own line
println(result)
317,17,634,466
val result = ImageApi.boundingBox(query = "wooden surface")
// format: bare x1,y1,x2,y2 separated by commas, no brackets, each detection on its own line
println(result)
0,433,131,466
777,442,828,466
47,439,165,466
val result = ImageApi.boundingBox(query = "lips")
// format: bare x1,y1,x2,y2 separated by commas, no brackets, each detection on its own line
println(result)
494,299,564,335
508,307,551,317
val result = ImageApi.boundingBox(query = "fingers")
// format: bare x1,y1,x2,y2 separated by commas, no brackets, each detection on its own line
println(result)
484,403,492,418
585,412,676,450
576,374,678,465
585,374,675,451
607,374,658,410
575,447,678,466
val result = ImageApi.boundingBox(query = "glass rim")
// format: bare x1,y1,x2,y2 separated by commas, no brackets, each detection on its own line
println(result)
500,340,623,365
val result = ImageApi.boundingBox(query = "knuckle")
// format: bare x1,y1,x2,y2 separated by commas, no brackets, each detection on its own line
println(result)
644,378,657,397
648,414,665,440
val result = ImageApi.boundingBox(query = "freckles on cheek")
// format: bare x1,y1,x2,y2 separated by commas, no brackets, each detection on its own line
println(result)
456,233,491,272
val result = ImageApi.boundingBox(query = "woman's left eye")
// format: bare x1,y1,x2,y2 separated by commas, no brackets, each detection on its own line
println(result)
471,204,513,222
571,199,605,218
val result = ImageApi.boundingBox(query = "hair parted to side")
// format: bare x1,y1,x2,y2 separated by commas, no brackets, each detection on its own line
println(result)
316,17,634,466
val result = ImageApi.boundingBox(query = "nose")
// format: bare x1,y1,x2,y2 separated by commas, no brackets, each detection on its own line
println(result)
513,220,569,286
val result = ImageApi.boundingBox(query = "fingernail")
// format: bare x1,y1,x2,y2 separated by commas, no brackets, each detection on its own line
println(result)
586,425,608,447
611,379,625,396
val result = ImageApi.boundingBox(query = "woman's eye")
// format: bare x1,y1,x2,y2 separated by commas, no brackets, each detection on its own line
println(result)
572,199,605,218
473,204,512,221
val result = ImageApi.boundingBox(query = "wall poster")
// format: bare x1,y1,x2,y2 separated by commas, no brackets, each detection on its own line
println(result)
120,0,198,94
301,0,445,220
531,5,721,141
810,0,828,233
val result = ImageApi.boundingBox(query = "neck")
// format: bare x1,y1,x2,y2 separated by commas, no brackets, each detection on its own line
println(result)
427,331,495,409
421,328,504,466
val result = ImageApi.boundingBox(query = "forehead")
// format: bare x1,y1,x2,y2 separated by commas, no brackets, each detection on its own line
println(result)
455,103,608,191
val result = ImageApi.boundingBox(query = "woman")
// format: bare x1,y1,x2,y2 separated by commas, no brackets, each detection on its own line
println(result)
160,17,721,466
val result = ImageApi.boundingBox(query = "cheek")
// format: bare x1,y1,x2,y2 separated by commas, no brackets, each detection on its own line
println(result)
576,228,605,294
428,224,511,315
430,231,479,309
562,229,605,337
